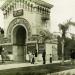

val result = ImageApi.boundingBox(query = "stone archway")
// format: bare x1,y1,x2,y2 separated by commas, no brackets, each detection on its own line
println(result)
6,18,31,62
7,17,31,43
12,25,26,62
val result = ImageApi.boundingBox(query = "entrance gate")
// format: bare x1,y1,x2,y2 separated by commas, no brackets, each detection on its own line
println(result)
12,25,26,62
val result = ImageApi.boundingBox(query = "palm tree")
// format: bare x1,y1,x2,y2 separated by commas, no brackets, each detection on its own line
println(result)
59,21,69,64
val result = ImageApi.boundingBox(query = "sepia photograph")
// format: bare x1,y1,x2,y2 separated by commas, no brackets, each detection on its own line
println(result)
0,0,75,75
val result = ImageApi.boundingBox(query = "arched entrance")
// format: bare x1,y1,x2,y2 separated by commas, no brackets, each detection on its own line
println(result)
7,18,31,62
12,25,26,62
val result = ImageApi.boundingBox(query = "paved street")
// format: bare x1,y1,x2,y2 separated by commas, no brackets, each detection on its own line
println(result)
0,60,71,71
0,60,74,75
0,60,60,70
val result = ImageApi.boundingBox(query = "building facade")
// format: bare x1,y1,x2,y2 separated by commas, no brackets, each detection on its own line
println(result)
0,0,58,62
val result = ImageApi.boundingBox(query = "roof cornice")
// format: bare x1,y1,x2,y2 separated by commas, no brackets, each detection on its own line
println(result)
0,0,53,10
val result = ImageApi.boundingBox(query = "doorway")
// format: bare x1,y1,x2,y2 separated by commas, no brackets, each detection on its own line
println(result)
12,25,26,62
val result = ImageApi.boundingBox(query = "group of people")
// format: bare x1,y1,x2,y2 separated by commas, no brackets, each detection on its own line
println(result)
28,50,37,64
28,50,52,64
42,51,52,64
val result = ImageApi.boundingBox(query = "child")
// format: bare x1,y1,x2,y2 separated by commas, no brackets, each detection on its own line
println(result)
50,54,52,63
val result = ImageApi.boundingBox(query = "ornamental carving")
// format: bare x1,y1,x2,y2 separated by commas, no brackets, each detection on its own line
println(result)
7,17,31,42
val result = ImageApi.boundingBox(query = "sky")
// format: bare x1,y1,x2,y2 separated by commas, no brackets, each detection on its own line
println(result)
50,0,75,33
0,0,75,34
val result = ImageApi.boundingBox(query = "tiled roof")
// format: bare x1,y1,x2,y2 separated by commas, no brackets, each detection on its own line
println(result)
1,0,53,10
32,0,53,8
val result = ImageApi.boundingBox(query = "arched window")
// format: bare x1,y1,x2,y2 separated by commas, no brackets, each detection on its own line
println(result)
25,1,27,9
40,7,42,13
28,3,30,10
23,0,24,8
46,9,48,14
37,6,40,12
9,5,12,11
31,4,33,11
42,8,44,14
7,7,10,14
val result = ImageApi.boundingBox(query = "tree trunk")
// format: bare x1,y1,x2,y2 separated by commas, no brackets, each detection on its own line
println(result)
61,39,64,65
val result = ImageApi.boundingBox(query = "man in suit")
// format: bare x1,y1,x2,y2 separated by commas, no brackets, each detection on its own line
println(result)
42,50,46,64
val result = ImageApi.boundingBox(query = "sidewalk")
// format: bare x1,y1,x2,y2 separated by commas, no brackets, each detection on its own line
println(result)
0,60,71,70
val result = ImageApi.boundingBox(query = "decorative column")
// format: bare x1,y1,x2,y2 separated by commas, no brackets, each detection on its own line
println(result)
28,3,30,11
19,0,21,6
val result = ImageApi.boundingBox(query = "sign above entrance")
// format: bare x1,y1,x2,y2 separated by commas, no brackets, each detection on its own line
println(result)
13,9,23,17
27,43,36,53
38,43,45,54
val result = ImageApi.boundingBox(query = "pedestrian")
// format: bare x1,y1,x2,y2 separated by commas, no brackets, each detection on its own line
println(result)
1,48,5,63
42,50,46,64
50,54,52,63
0,46,2,54
5,49,9,61
35,50,37,63
31,53,35,64
28,51,32,63
71,50,74,64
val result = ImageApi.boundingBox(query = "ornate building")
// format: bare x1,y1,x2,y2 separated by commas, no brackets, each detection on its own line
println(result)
0,0,58,62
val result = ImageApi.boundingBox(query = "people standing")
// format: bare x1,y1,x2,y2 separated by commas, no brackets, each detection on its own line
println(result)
42,50,46,64
35,50,37,63
28,51,32,63
71,50,75,64
50,54,52,63
4,49,9,61
1,48,5,63
31,53,35,64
